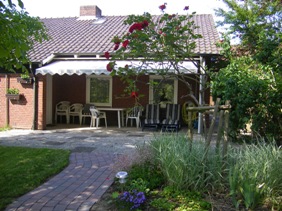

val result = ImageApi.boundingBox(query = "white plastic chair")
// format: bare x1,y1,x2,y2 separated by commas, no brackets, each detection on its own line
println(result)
126,106,142,128
55,101,70,124
81,104,95,125
90,107,107,128
69,103,83,124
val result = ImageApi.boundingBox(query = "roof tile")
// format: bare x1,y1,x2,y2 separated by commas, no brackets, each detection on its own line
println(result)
29,15,220,62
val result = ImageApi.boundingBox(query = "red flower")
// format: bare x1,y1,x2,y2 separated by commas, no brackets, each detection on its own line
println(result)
168,14,176,19
131,91,138,98
106,62,114,72
129,23,143,33
104,51,110,59
184,6,189,10
114,43,120,50
122,40,129,48
141,20,149,28
159,4,166,11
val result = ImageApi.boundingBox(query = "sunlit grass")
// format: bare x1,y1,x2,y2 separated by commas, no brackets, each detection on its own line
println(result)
0,146,70,210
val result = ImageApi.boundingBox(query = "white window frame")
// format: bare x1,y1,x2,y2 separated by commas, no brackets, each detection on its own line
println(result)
86,75,113,107
149,75,178,104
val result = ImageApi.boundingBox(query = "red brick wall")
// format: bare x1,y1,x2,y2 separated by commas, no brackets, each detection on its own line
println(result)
37,76,45,130
0,74,34,129
0,73,207,129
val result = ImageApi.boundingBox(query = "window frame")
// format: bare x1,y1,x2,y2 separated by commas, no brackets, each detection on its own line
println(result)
149,75,178,104
86,75,113,107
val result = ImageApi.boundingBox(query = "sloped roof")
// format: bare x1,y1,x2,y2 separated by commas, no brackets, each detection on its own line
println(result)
29,14,220,63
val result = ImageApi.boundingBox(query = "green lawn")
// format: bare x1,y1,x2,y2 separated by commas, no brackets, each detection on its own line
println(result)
0,146,70,210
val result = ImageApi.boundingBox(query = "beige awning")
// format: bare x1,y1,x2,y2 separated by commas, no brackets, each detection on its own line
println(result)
35,60,198,75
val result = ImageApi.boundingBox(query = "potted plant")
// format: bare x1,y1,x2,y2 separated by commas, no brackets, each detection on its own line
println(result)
17,74,32,84
6,88,21,100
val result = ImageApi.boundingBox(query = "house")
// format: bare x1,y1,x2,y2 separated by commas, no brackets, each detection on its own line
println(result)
0,5,220,130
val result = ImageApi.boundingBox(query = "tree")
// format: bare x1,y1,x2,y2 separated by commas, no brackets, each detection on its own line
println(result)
104,4,205,105
0,0,48,72
216,0,282,72
212,0,282,140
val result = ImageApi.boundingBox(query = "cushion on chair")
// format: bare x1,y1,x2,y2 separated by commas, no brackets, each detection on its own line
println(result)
161,104,181,132
143,104,160,130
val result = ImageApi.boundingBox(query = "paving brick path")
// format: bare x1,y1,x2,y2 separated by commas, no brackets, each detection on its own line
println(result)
5,152,116,211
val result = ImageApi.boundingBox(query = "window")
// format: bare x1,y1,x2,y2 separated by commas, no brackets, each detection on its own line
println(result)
149,76,178,105
86,75,112,106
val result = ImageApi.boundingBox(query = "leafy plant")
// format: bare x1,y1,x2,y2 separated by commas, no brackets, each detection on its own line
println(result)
6,88,19,94
228,141,282,210
115,190,146,210
128,162,165,190
0,0,48,72
150,186,211,211
20,73,30,80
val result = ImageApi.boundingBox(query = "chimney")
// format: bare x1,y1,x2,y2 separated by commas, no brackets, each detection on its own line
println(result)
80,5,102,17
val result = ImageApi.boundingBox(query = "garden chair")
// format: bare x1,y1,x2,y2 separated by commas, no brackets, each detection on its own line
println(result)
81,103,95,125
126,106,142,128
161,104,181,132
142,104,160,131
69,103,84,124
90,107,107,128
55,101,70,124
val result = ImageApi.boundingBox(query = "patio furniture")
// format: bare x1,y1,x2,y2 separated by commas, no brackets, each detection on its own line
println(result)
98,107,126,128
55,101,70,124
126,106,142,128
69,103,83,124
161,104,181,132
81,103,95,125
142,104,160,131
90,107,107,128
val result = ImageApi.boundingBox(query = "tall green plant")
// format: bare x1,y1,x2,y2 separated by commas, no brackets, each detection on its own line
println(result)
148,135,228,192
228,142,282,209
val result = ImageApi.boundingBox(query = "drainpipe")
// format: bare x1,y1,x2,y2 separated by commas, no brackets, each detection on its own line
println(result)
198,56,205,134
5,74,9,126
30,63,38,130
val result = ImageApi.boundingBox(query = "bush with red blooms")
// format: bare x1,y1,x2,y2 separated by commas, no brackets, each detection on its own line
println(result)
105,3,204,104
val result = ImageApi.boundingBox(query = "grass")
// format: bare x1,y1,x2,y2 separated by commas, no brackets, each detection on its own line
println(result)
0,146,70,210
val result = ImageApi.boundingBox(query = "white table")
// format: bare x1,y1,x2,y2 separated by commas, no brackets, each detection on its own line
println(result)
97,108,126,128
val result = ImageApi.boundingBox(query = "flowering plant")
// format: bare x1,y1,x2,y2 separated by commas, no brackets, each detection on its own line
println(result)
117,190,146,210
105,3,205,103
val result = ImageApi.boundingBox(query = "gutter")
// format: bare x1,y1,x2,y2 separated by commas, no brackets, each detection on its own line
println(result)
42,54,55,65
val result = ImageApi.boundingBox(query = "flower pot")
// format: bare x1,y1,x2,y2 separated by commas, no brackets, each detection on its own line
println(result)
17,77,33,84
6,94,20,100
